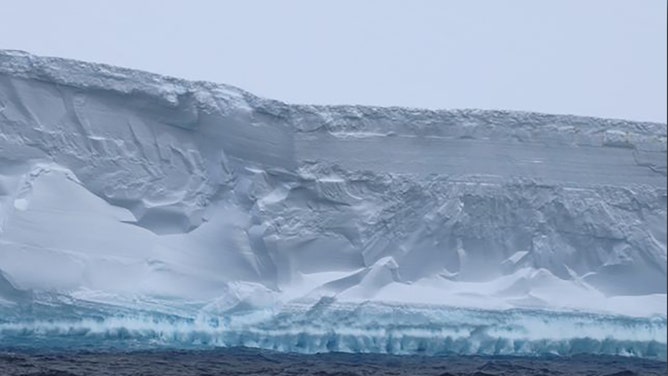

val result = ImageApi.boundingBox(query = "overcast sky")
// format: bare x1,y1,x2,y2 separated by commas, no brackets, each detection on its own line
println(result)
0,0,665,122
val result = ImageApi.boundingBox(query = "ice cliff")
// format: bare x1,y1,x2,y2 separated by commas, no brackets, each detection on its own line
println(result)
0,50,665,358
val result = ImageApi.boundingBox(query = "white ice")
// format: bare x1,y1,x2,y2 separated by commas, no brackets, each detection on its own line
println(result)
0,50,666,356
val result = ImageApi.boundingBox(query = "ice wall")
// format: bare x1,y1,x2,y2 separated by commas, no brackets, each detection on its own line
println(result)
0,50,665,319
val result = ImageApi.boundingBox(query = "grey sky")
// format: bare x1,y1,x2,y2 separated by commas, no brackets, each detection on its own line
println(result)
1,0,665,122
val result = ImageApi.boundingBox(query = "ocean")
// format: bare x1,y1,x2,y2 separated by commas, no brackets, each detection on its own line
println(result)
0,347,665,376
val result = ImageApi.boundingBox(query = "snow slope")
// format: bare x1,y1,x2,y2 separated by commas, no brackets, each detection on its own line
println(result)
0,50,666,358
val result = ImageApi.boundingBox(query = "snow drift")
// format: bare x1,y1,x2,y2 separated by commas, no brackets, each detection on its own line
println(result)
0,50,665,358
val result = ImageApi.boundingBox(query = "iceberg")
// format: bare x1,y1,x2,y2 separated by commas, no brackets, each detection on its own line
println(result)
0,50,665,359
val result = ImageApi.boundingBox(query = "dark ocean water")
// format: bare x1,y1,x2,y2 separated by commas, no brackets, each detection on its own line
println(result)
0,347,665,376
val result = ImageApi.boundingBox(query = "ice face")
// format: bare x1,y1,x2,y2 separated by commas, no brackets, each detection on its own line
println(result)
0,299,665,359
0,50,665,357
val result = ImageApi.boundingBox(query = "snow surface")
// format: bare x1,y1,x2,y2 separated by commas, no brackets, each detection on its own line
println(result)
0,50,666,357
